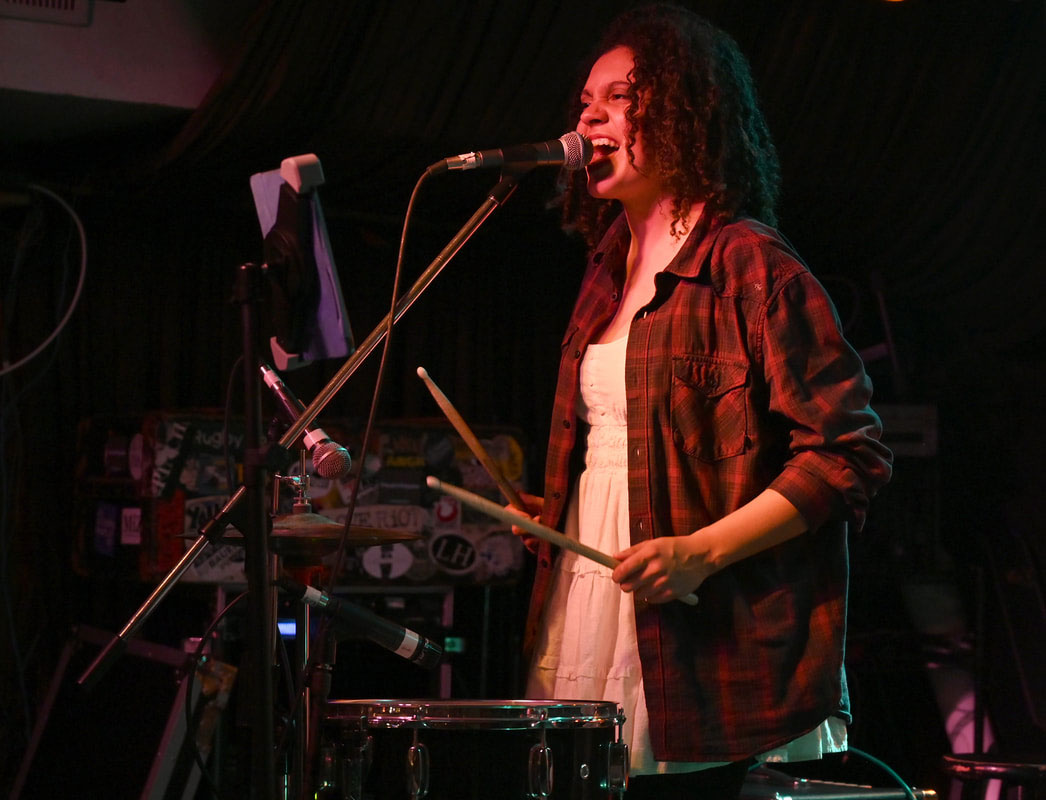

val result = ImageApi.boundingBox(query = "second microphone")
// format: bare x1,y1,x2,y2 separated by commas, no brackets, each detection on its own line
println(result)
260,362,352,480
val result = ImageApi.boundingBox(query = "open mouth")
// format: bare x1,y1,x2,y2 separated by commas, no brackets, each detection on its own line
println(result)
589,137,620,162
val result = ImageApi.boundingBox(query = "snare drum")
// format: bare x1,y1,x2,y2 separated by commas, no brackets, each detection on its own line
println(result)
320,699,628,800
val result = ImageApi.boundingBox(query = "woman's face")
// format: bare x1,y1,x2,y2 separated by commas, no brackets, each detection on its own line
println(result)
576,46,664,211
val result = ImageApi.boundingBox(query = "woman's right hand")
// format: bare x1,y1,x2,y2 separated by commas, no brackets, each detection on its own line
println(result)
505,492,545,554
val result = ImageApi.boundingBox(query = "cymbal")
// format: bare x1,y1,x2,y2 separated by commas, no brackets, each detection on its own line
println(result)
270,513,420,564
183,512,420,564
271,512,420,545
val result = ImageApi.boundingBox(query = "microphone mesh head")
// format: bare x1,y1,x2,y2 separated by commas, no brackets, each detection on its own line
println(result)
313,440,352,480
559,132,593,170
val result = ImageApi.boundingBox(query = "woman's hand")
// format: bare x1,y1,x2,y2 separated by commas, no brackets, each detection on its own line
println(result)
612,534,715,605
612,489,809,604
504,492,545,554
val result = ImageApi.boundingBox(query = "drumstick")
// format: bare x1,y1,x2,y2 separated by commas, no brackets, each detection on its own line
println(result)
416,366,527,510
426,476,699,607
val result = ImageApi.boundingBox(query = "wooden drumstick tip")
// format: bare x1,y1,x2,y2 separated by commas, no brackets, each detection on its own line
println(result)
416,366,429,379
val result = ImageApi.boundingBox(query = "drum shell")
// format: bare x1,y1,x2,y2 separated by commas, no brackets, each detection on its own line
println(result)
322,699,624,800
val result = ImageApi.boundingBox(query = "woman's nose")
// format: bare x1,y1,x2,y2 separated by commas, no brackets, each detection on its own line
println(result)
580,100,607,127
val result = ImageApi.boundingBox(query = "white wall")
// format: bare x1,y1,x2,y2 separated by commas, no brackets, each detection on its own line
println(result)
0,0,255,109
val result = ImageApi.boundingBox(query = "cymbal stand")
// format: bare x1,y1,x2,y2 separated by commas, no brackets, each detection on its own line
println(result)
271,452,347,800
271,453,311,799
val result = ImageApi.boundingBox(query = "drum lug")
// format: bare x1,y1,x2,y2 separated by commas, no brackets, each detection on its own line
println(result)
602,741,630,796
324,699,626,799
339,734,373,800
527,743,554,799
603,713,630,797
407,740,430,799
313,744,338,799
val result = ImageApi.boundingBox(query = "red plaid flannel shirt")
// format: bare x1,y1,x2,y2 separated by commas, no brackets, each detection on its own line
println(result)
525,213,893,760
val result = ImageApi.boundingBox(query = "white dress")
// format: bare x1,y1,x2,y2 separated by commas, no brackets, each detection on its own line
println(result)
526,336,847,776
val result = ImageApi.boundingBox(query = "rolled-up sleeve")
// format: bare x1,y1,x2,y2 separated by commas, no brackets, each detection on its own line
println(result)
760,270,894,531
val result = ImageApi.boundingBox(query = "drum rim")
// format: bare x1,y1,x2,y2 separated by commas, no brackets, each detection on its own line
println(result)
324,698,623,729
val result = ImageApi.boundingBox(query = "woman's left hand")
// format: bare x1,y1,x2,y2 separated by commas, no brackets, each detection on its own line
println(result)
611,534,714,605
611,490,809,605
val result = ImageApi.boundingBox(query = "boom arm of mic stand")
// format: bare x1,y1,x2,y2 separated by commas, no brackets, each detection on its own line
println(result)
74,172,521,692
78,482,254,690
76,532,215,691
277,172,520,448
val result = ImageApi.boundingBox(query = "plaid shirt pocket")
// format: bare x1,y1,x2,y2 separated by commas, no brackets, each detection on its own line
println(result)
670,355,749,462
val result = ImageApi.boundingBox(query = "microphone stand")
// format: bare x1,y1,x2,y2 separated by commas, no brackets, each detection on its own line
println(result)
74,170,522,798
235,261,278,800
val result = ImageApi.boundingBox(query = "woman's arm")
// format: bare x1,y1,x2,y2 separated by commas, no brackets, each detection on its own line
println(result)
612,488,807,604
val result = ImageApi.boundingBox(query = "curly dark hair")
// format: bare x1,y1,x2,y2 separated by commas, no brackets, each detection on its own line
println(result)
561,3,780,249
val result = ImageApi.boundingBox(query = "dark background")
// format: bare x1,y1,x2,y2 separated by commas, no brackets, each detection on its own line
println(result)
2,0,1044,797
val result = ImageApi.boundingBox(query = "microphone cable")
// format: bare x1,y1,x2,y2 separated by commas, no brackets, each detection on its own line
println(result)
181,589,248,800
318,164,433,598
847,747,919,800
275,163,438,787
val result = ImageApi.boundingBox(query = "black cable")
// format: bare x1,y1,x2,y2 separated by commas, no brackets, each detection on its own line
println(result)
0,185,88,378
273,619,303,757
268,167,435,797
321,166,433,597
223,354,245,495
182,590,248,800
0,198,46,743
0,187,83,745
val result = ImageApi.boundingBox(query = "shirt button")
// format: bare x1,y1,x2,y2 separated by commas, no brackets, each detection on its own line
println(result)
563,419,571,429
574,350,581,359
634,447,641,457
611,291,620,301
552,492,561,500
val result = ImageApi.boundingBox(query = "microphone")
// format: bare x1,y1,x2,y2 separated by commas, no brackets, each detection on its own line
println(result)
277,577,444,669
260,362,352,480
431,132,592,174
